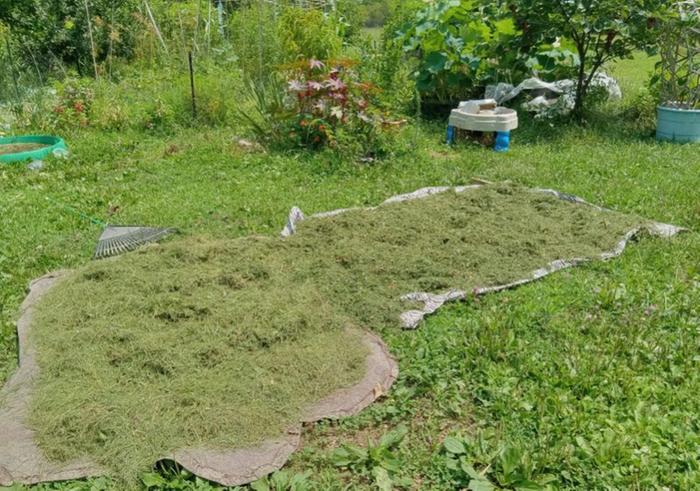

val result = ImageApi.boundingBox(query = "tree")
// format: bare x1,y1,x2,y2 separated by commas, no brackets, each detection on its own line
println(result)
507,0,667,117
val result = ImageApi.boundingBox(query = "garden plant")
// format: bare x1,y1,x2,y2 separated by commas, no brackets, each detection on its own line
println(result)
655,0,700,108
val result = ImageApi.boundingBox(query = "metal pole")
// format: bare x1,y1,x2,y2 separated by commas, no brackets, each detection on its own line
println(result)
188,51,197,119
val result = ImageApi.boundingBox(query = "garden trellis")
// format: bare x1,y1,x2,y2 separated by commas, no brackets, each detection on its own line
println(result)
658,0,700,108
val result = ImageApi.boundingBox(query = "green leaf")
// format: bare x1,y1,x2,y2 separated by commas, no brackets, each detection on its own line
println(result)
373,466,394,491
250,478,271,491
444,436,467,455
500,446,523,480
425,52,449,74
468,477,496,491
331,444,367,467
141,472,166,488
461,462,482,480
379,424,409,449
514,480,546,490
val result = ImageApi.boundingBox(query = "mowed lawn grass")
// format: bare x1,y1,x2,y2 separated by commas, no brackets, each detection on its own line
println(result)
0,59,698,489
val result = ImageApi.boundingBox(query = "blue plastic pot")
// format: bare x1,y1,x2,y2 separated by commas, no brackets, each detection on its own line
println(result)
656,106,700,143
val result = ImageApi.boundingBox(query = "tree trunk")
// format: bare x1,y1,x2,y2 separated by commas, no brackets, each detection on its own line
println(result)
573,44,587,119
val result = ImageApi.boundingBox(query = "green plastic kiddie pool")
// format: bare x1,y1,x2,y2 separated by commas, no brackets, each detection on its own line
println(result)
0,135,68,164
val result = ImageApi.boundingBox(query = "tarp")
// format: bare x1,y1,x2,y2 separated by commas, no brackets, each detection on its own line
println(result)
0,274,397,487
283,184,685,330
484,73,622,117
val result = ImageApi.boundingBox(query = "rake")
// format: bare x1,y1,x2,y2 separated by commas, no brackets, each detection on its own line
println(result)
47,198,176,260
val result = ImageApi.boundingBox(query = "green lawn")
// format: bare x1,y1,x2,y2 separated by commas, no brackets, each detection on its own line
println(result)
1,60,699,489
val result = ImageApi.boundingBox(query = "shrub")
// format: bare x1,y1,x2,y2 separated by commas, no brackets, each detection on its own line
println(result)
0,0,140,75
396,0,601,113
237,58,396,158
7,77,95,132
229,3,346,79
398,0,526,104
51,78,95,128
506,0,668,117
622,89,657,130
228,3,282,79
278,7,343,62
366,2,425,114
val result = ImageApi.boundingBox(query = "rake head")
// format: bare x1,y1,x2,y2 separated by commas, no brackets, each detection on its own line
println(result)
94,226,176,259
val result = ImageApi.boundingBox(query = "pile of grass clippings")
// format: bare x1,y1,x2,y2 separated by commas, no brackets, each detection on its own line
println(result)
28,184,643,484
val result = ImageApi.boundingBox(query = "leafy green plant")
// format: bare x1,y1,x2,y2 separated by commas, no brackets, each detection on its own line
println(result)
278,7,343,63
140,463,311,490
235,72,295,145
0,0,139,75
357,3,422,115
52,78,95,128
397,0,578,110
398,0,515,103
228,2,283,79
524,47,580,81
506,0,668,117
142,97,174,131
249,470,312,491
237,58,395,157
442,435,557,490
331,425,412,490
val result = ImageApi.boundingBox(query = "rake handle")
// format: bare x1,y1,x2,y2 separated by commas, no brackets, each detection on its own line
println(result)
45,197,107,228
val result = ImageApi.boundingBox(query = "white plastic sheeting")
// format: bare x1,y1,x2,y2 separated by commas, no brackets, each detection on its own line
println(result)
485,73,622,118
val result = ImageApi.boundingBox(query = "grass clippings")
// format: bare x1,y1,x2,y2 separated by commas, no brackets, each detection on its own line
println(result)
28,184,643,485
0,143,47,155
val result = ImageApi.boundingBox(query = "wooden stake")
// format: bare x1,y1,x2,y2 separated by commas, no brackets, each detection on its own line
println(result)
188,51,197,119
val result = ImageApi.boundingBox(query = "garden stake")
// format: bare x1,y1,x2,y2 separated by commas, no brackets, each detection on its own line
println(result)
46,197,176,259
189,51,197,119
83,0,99,79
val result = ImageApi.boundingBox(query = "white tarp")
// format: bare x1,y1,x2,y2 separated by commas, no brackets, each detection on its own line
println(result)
485,73,622,118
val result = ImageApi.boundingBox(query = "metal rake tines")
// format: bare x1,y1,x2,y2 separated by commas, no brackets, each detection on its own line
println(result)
94,226,176,259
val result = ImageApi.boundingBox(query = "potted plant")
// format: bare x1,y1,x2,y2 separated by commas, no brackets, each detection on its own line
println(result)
655,0,700,143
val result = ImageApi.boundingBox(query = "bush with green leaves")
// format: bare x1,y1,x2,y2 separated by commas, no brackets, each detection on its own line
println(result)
359,1,424,114
398,0,513,103
236,58,396,158
278,7,343,63
227,2,281,79
228,3,346,79
397,0,579,109
51,78,96,128
506,0,668,117
0,0,140,75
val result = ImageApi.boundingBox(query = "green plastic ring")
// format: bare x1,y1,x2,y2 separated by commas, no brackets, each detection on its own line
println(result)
0,135,68,164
